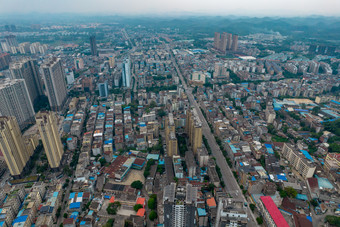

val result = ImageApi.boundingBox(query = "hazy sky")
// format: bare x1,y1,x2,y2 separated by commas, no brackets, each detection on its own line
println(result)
1,0,339,16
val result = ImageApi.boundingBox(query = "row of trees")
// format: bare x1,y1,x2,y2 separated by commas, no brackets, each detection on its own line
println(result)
148,194,158,221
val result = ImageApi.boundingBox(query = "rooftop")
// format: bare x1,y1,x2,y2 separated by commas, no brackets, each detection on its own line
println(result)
260,196,289,227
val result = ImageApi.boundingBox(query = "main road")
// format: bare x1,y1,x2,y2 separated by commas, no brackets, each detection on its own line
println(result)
167,44,258,227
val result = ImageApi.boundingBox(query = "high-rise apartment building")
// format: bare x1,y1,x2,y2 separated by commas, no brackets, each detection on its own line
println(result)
0,41,10,53
10,58,43,103
186,108,202,154
36,111,64,169
165,113,178,157
41,57,68,111
227,33,232,50
82,76,94,92
4,35,18,47
214,32,220,50
232,34,239,52
90,35,98,56
74,58,84,70
0,117,32,177
0,53,11,70
213,63,229,79
98,81,108,98
122,58,131,88
18,42,31,54
109,55,115,68
0,78,35,130
219,32,228,53
163,183,197,227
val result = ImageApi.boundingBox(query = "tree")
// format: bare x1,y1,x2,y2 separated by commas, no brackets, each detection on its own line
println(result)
63,165,73,176
56,206,61,218
149,210,158,221
279,190,288,198
256,216,264,225
329,143,340,153
104,219,115,227
63,213,68,218
267,124,276,134
208,183,215,192
310,199,318,207
325,215,340,226
99,157,107,166
250,203,256,212
284,187,298,198
134,204,143,212
124,220,133,227
148,198,156,210
312,106,321,115
131,180,143,190
157,165,165,174
107,202,120,215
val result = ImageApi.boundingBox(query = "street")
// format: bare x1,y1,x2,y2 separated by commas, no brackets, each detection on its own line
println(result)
168,44,258,227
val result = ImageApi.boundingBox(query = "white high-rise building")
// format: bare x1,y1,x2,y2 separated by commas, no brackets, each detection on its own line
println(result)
0,78,35,130
10,58,43,103
18,42,31,54
122,58,131,88
29,42,41,54
41,57,68,111
66,72,75,85
0,41,10,52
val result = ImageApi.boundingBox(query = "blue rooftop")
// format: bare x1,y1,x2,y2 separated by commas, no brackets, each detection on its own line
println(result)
265,144,272,148
316,176,334,189
197,208,207,216
296,194,308,201
300,150,314,162
69,192,76,199
147,154,160,160
277,174,288,181
69,202,81,209
331,100,340,105
12,215,28,224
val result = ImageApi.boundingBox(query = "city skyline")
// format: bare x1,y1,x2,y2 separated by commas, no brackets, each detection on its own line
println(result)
0,2,339,226
0,0,339,16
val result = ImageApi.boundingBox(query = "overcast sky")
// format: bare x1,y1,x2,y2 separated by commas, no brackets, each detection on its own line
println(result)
0,0,339,16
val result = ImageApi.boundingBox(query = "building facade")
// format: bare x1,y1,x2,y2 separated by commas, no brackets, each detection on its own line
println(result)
0,78,35,129
10,58,43,103
0,117,32,177
36,111,64,169
41,57,68,111
281,143,316,179
186,108,203,154
98,81,108,98
122,58,131,88
90,35,98,56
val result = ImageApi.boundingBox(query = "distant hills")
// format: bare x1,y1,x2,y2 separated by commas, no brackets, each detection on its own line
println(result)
0,14,339,44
